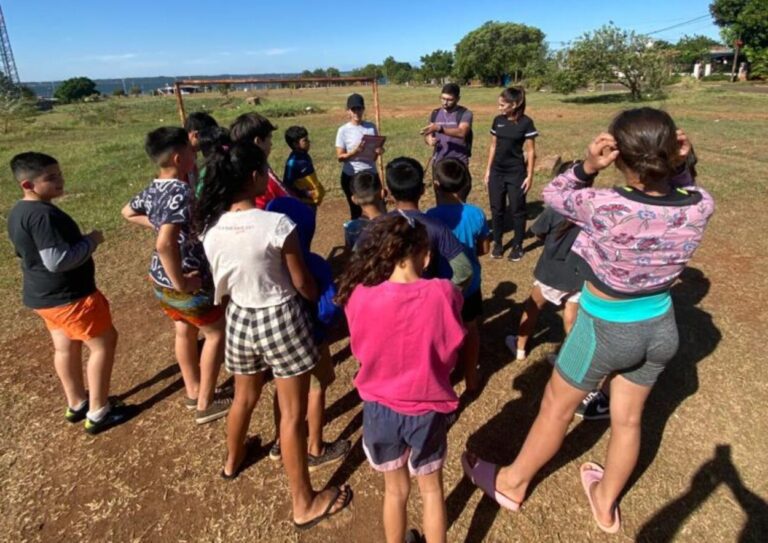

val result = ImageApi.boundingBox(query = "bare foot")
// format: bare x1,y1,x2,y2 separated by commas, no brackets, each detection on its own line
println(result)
293,485,353,526
589,481,616,527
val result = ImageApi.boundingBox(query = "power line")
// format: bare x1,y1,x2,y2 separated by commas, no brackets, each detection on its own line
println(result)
646,14,711,36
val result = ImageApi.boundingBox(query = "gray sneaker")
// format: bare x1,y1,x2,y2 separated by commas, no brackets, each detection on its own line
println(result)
195,397,232,424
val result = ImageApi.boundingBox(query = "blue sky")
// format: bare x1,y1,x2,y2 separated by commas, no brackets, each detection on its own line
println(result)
4,0,723,82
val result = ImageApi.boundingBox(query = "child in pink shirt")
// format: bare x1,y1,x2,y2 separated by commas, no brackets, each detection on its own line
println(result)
337,212,466,543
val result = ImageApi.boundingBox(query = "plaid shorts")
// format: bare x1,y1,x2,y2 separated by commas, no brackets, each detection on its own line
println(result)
225,297,318,378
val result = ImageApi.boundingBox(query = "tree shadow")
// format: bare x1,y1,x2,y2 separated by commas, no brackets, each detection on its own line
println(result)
561,92,634,105
636,444,768,543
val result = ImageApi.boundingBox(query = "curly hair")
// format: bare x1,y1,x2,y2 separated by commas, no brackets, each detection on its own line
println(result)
335,214,429,306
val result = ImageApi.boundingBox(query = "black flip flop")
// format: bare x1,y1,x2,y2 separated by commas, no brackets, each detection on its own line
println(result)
293,485,353,531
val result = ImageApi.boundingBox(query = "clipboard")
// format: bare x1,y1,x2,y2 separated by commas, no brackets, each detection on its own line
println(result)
357,135,386,162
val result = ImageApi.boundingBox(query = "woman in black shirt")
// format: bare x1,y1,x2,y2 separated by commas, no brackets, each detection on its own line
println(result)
483,87,538,261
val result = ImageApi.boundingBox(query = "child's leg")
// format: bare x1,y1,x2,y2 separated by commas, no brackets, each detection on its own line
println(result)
516,285,547,353
307,342,332,456
83,325,118,412
462,319,480,392
275,372,314,513
197,317,225,410
224,372,264,475
174,320,201,401
416,469,447,543
50,329,87,408
590,375,652,526
383,466,411,543
495,371,588,502
563,300,579,335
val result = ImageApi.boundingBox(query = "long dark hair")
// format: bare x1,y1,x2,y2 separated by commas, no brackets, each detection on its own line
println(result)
194,136,268,235
609,107,682,185
335,214,429,306
500,86,526,120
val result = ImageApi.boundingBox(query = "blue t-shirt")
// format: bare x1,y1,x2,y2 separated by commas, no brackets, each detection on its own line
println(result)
426,203,489,295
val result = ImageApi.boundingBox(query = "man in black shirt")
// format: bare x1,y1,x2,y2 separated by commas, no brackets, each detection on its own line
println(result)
7,152,131,434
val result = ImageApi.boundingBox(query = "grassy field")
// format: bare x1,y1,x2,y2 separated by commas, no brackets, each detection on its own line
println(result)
0,84,767,542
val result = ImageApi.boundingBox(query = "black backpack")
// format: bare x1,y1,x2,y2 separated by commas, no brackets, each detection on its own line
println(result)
430,106,473,158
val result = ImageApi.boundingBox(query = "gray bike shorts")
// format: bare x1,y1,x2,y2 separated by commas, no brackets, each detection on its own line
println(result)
554,306,679,391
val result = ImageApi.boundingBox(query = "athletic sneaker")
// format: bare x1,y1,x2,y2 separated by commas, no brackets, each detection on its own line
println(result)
269,441,282,462
308,439,352,472
504,335,526,361
491,243,504,259
184,385,234,411
84,400,134,435
576,390,610,420
508,245,524,262
195,397,232,424
65,401,89,423
405,529,425,543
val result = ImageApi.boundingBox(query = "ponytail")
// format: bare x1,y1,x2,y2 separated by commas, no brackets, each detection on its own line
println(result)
194,138,267,235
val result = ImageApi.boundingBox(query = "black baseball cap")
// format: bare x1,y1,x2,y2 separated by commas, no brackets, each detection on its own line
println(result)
347,93,365,109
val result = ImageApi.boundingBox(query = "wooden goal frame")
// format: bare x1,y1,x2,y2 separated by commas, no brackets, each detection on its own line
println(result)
173,76,383,174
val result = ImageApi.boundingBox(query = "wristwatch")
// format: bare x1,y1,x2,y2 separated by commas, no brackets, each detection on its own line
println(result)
438,125,444,134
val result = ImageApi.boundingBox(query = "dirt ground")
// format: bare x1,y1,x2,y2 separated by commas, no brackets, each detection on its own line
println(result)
2,138,767,540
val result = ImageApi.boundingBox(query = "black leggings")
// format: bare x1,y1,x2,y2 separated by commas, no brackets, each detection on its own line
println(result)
488,170,526,247
341,172,363,220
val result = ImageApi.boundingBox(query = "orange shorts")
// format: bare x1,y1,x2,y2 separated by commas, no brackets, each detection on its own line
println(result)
34,290,113,341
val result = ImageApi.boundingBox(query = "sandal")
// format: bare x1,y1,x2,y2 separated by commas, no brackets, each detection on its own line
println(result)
461,452,521,512
308,439,351,472
293,485,353,531
580,462,621,534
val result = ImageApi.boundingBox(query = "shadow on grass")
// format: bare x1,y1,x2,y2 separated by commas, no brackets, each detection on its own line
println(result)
561,92,635,104
636,444,768,543
447,266,721,539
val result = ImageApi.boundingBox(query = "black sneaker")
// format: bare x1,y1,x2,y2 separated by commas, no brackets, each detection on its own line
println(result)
508,245,524,262
65,401,89,423
575,390,610,420
84,400,135,435
405,529,425,543
491,243,504,259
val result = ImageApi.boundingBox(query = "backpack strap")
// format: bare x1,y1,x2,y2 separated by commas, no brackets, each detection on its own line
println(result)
430,108,440,123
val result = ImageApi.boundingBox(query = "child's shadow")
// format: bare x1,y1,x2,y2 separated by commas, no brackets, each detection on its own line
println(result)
636,444,768,542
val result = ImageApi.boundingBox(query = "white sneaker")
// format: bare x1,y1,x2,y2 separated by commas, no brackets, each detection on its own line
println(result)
505,335,526,361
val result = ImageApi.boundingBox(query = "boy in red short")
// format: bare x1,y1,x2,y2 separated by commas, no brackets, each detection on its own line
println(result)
7,152,132,434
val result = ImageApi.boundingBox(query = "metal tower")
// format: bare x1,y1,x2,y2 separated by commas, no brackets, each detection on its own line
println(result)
0,5,20,83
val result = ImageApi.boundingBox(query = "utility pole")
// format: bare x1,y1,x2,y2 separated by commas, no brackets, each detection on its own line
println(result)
0,4,20,84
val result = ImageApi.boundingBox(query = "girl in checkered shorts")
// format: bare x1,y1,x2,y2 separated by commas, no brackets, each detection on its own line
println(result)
194,138,352,530
336,213,467,543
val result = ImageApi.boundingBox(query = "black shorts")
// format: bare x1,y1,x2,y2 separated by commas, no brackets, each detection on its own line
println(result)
461,289,483,322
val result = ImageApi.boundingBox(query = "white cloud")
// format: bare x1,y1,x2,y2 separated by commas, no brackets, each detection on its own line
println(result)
78,53,138,62
246,47,296,56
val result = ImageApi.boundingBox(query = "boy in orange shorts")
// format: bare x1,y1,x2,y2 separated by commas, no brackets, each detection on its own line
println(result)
7,152,132,434
122,127,230,424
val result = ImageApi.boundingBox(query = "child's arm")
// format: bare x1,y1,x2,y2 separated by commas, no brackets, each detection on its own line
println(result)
121,203,153,228
39,230,103,273
477,236,491,256
282,230,318,302
156,224,200,293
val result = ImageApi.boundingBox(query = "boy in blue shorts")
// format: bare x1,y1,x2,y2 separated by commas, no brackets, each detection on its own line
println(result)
427,158,490,392
121,127,230,424
7,152,132,434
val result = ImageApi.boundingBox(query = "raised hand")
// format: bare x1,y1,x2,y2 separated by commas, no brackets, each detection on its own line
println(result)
583,133,620,175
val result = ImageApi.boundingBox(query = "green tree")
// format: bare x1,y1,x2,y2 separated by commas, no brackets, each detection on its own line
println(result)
675,34,722,68
129,85,142,96
312,68,327,78
455,21,547,85
300,70,313,78
710,0,768,77
419,50,454,83
0,72,36,133
351,64,383,79
112,88,126,97
19,85,36,101
564,24,673,100
54,76,98,103
326,67,341,78
383,56,414,84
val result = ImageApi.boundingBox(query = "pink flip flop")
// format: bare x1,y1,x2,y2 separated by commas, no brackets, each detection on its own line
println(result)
580,462,621,534
461,452,521,512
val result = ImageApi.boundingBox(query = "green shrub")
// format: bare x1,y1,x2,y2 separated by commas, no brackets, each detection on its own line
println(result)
254,101,324,118
701,73,732,81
